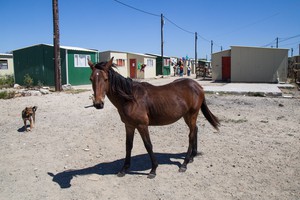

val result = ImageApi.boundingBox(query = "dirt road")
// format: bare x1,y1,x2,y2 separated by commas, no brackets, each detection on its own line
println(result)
0,78,299,200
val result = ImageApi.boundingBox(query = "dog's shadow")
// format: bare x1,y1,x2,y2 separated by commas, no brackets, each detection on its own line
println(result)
17,125,30,132
48,152,187,188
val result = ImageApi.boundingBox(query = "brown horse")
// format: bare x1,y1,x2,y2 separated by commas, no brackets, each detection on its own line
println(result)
88,57,220,178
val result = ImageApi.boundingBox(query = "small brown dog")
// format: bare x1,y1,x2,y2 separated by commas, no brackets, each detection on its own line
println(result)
22,106,37,131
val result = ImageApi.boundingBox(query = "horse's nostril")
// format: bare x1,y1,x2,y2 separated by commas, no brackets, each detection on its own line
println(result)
94,102,104,109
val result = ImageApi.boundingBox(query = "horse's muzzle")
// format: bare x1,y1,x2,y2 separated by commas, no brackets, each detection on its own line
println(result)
94,102,104,109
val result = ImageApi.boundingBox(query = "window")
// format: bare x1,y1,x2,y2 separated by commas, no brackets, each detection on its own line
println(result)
146,59,154,67
74,54,91,67
116,59,125,67
163,58,170,66
0,60,8,70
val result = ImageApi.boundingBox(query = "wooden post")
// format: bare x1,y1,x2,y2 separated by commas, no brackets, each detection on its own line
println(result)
161,13,164,75
211,40,213,60
53,0,62,91
195,32,198,74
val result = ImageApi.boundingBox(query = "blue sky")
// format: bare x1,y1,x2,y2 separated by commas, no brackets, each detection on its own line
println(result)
1,0,300,59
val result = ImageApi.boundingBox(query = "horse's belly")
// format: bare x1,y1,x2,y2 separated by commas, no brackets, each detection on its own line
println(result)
148,110,185,126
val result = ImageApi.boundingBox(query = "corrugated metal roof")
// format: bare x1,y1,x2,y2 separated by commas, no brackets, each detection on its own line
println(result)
231,46,289,50
100,50,157,58
145,53,170,58
12,43,98,52
0,53,13,57
60,45,98,52
127,52,157,58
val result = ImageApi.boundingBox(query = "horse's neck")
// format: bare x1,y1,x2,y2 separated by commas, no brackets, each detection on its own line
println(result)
106,73,134,110
107,91,126,111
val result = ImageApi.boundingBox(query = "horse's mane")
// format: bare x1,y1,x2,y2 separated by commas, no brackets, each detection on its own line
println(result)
94,62,134,101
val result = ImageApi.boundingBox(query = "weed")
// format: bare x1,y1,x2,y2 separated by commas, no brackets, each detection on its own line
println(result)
24,74,33,88
0,74,14,88
64,89,90,94
0,90,15,99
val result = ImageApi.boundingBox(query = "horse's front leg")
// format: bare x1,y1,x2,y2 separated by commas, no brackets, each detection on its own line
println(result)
117,125,135,177
179,139,193,172
137,125,158,179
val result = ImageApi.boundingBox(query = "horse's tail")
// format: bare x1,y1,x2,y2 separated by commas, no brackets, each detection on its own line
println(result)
201,99,220,131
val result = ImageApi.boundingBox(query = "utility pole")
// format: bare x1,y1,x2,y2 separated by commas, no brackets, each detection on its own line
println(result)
53,0,62,91
291,48,293,57
161,13,164,75
195,32,198,71
210,40,213,60
276,37,278,48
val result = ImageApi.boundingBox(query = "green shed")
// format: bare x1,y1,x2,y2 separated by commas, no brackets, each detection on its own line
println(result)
146,54,170,76
13,44,98,86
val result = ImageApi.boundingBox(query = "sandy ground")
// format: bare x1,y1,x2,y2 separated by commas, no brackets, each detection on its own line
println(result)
0,78,299,200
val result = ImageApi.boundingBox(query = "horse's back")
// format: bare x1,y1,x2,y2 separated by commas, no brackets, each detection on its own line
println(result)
135,78,204,125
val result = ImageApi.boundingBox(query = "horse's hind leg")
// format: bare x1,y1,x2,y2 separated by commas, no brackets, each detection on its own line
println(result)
190,125,199,163
180,112,199,172
118,125,135,177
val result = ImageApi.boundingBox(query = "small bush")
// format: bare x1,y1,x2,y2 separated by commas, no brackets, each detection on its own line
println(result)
0,90,15,99
37,80,44,88
0,74,14,88
24,74,33,88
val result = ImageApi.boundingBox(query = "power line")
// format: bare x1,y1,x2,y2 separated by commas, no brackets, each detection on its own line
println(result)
112,0,213,44
164,16,194,35
112,0,160,17
279,34,300,43
261,39,277,47
112,0,223,57
262,34,300,48
279,40,300,47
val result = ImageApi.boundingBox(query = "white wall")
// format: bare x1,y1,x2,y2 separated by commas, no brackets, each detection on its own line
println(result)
231,46,288,83
127,53,156,79
0,54,14,76
143,57,156,79
99,51,128,77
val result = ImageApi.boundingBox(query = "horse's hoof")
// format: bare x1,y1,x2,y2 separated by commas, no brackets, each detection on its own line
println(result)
117,172,126,177
179,166,187,172
147,173,156,179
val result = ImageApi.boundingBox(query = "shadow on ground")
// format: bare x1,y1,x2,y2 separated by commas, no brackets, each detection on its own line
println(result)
48,152,187,188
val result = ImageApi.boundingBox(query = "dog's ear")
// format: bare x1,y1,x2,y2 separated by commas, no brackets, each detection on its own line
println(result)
32,106,37,112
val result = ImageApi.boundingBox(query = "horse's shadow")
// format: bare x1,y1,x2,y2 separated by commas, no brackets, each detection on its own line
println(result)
48,152,186,188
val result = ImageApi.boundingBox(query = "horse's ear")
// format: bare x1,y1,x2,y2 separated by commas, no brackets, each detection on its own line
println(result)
105,57,114,70
88,59,94,70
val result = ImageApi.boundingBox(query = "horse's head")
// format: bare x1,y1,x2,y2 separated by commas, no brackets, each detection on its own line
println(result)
88,57,114,109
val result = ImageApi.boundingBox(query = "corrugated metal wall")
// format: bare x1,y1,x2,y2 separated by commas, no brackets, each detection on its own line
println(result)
212,47,288,83
211,50,231,81
13,45,67,86
67,50,97,85
231,46,288,83
13,44,100,86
